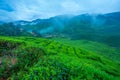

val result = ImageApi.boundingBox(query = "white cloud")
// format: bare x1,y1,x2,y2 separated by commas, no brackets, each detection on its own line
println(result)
0,0,120,21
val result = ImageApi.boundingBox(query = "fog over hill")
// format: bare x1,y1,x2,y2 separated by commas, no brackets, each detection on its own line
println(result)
0,0,120,22
0,0,120,80
0,12,120,47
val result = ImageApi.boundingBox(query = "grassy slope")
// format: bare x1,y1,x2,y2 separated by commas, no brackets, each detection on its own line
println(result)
53,38,120,63
0,36,120,80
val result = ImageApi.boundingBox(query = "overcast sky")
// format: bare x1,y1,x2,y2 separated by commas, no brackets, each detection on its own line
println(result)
0,0,120,22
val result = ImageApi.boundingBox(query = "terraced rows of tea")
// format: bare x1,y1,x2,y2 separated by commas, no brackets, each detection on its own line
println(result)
0,36,120,80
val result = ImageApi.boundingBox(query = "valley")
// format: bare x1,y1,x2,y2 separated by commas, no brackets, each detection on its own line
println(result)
0,12,120,80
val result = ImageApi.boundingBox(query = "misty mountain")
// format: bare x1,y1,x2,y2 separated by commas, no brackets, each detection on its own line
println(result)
13,12,120,34
0,12,120,47
0,23,34,36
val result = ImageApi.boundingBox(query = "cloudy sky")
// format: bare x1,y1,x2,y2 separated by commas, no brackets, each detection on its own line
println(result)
0,0,120,22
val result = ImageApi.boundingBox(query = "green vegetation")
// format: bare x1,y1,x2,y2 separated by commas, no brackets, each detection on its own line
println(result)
0,36,120,80
1,12,120,48
53,38,120,63
0,23,33,36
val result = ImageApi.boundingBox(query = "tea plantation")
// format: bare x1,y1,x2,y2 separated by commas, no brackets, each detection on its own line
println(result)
0,36,120,80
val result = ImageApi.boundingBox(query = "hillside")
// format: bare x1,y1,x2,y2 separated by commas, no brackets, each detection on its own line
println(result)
0,12,119,48
53,38,120,62
0,36,120,80
0,23,33,37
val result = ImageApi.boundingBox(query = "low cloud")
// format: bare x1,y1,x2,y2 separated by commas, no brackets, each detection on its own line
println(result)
0,0,120,22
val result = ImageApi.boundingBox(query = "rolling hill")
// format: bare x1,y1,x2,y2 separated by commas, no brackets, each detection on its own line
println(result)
0,36,120,80
0,12,120,47
0,12,120,79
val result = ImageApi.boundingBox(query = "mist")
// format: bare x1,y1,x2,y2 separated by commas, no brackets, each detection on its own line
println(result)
0,0,120,22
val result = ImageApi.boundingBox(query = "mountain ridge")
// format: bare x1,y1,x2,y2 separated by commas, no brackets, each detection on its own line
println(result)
0,12,120,47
